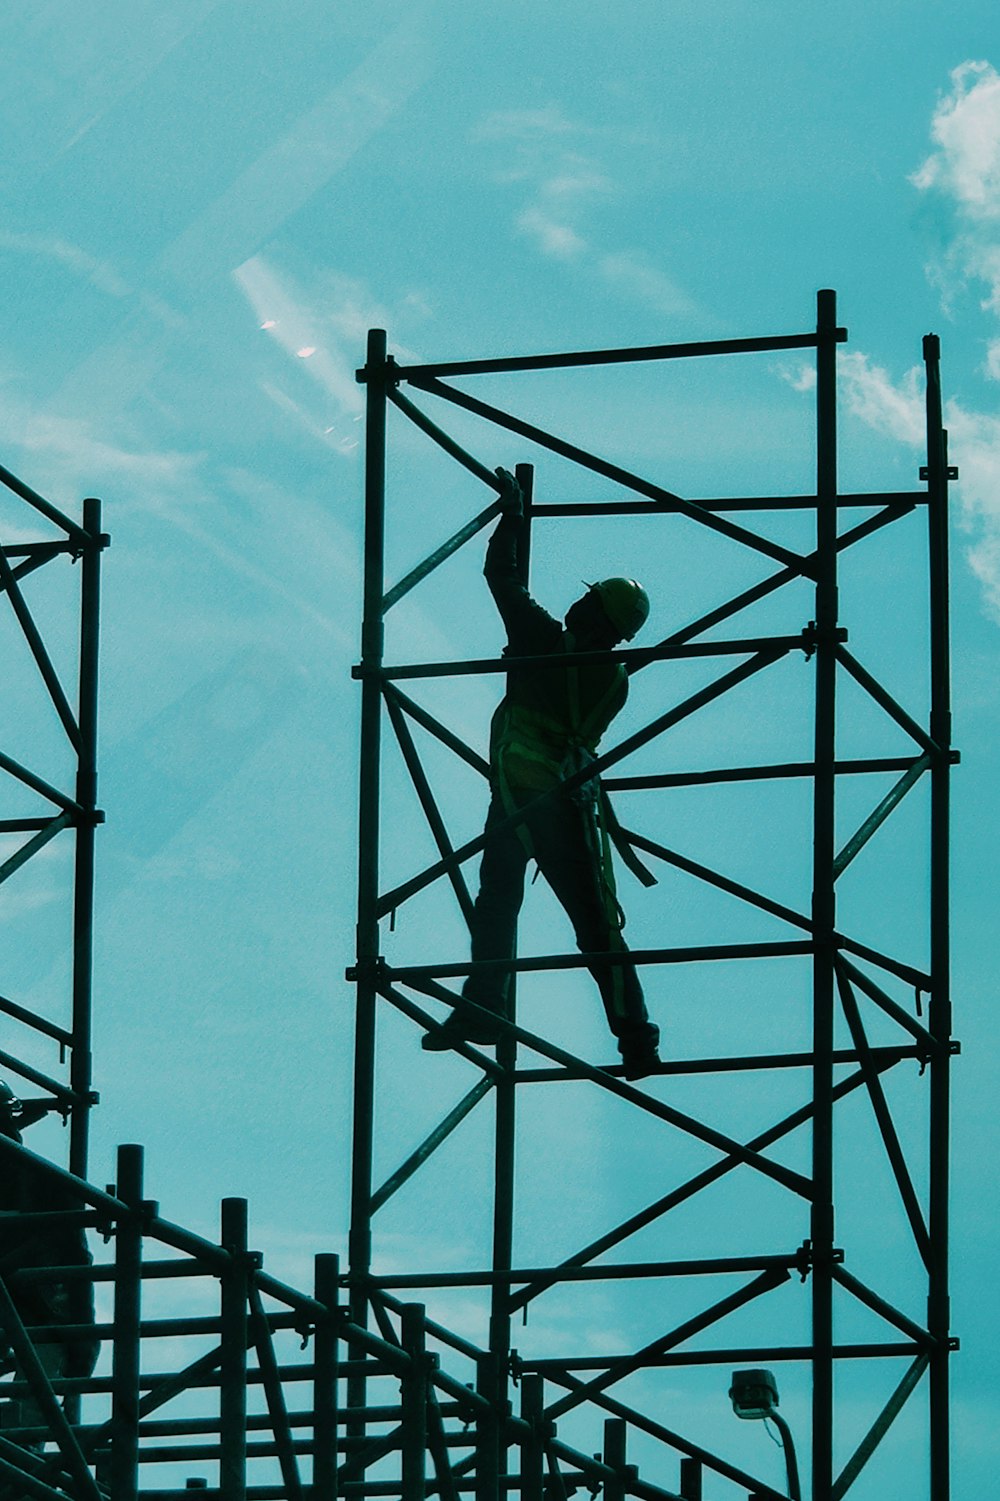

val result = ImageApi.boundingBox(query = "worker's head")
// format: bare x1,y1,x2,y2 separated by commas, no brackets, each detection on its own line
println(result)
566,578,650,645
0,1081,24,1142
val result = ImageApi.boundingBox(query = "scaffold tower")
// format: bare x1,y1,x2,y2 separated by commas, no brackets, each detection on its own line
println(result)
0,289,955,1501
347,290,957,1501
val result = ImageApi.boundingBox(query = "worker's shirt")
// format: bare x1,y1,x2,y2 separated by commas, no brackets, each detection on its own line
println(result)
484,514,627,794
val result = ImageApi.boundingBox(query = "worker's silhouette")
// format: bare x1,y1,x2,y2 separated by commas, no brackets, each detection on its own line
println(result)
424,468,661,1079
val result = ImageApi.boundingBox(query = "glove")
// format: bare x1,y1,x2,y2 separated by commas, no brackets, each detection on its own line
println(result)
495,467,523,518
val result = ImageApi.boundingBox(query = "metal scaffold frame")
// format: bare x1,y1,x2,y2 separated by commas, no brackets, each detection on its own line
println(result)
0,472,106,1179
348,291,957,1500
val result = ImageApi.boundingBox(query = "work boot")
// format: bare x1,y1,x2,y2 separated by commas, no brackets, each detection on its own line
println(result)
422,1002,504,1051
618,1024,661,1081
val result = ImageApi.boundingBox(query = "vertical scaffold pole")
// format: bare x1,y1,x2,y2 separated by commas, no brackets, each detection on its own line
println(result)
313,1253,341,1500
70,496,105,1179
220,1198,249,1501
812,288,839,1500
111,1144,143,1501
923,332,952,1500
350,328,389,1415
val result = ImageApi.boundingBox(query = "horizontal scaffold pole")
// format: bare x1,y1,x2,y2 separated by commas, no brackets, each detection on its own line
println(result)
355,325,848,382
403,375,807,571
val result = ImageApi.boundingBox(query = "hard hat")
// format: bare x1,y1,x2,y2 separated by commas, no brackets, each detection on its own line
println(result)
589,578,650,640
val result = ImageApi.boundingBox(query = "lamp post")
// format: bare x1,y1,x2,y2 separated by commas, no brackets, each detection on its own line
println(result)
729,1369,802,1501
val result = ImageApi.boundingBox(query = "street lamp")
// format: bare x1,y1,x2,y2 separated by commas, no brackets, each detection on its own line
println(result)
729,1369,801,1501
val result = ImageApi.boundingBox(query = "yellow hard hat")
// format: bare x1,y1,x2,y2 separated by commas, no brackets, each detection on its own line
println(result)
589,578,650,640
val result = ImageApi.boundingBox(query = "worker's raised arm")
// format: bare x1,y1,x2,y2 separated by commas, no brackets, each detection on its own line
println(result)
484,468,561,651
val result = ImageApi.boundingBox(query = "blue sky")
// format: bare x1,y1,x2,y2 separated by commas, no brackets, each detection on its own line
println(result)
1,2,999,1495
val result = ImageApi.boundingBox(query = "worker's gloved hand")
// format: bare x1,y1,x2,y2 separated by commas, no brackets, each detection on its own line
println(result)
495,467,523,518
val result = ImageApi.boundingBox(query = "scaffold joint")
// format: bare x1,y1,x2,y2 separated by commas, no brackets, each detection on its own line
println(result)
795,1239,845,1280
346,956,388,984
919,464,958,481
800,621,849,659
355,353,402,387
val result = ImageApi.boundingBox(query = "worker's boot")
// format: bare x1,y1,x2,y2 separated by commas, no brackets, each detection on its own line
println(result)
422,998,505,1051
617,1022,661,1081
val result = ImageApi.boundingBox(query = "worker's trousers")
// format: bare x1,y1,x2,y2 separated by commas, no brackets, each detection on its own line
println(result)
463,784,654,1043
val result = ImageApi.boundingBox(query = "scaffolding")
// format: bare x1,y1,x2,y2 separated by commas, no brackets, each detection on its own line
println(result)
0,290,955,1500
348,291,957,1500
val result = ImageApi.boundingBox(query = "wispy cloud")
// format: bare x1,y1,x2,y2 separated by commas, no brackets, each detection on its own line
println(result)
0,231,130,297
830,350,1000,621
233,256,430,455
911,61,1000,326
474,104,697,320
159,8,434,285
911,61,1000,221
833,59,1000,620
909,61,1000,616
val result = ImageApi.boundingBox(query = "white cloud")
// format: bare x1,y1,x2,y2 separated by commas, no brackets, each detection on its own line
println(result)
987,339,1000,380
911,61,1000,218
797,349,1000,623
839,352,926,446
516,206,587,260
777,361,816,394
472,104,581,144
902,60,1000,620
597,251,697,317
912,60,1000,317
475,103,697,320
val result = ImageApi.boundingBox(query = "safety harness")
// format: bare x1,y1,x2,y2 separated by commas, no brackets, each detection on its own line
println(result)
491,633,657,893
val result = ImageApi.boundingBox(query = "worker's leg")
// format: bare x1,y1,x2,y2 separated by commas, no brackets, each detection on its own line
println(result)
463,792,529,1014
525,793,657,1053
424,793,527,1049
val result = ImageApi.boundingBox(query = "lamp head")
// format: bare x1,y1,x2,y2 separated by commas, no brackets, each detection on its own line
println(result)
729,1368,779,1421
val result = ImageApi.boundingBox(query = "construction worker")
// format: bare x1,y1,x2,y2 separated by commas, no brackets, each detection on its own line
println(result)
424,467,661,1080
0,1083,98,1452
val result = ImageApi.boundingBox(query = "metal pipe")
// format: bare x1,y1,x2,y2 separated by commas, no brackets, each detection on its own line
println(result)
312,1255,340,1501
475,1346,501,1501
0,459,90,541
349,328,389,1425
830,1353,929,1499
605,755,924,791
378,326,847,382
111,1144,143,1501
0,540,82,750
543,1373,788,1501
70,496,105,1179
923,331,953,1501
515,1377,544,1501
409,374,803,570
367,1254,801,1290
370,1079,493,1214
400,1305,429,1501
811,287,839,1501
835,968,931,1266
602,1419,628,1501
248,1282,303,1500
545,1268,791,1421
366,634,806,681
219,1199,249,1501
376,647,789,917
534,491,922,515
384,693,475,925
